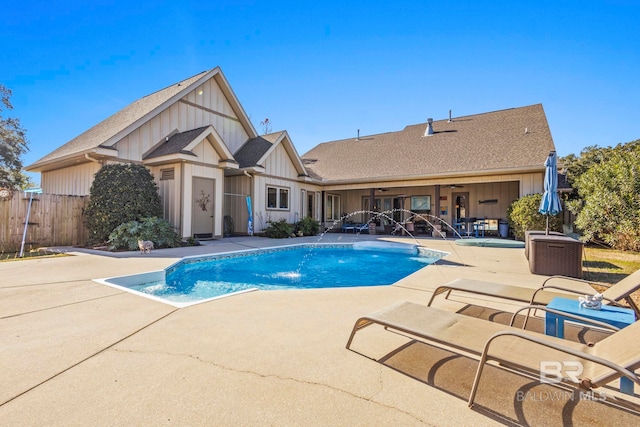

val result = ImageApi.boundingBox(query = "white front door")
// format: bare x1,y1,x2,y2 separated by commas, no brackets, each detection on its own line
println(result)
192,177,215,238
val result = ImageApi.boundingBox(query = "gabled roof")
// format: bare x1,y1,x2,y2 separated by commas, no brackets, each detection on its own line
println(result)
234,131,309,178
144,127,209,159
27,67,256,172
301,104,556,183
143,125,237,169
234,132,284,168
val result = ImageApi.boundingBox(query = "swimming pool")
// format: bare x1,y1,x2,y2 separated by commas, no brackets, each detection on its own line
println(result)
96,242,447,307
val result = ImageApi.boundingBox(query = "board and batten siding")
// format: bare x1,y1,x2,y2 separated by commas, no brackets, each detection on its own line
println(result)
262,143,300,179
224,175,252,234
40,162,101,195
250,142,310,232
152,163,182,237
113,77,249,161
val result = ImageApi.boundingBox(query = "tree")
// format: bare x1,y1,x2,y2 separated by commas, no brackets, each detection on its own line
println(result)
568,141,640,251
0,84,29,190
84,163,163,244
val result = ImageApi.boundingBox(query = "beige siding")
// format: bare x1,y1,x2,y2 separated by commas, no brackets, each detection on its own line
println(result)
113,78,249,161
40,162,101,195
152,163,182,235
263,144,300,179
469,181,520,219
191,138,220,165
520,172,544,196
224,175,252,234
249,142,313,232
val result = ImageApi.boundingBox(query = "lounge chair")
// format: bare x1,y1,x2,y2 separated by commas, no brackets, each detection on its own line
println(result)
346,301,640,407
427,270,640,319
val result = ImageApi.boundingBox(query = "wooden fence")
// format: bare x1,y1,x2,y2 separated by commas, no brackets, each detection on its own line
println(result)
0,193,89,253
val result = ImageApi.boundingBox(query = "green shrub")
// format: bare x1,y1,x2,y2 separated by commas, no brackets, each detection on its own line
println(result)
570,144,640,250
294,217,320,236
85,164,163,244
263,218,294,238
108,217,180,251
507,193,563,240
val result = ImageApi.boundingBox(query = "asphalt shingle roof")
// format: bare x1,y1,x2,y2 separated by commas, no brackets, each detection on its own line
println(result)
301,104,555,182
30,70,210,166
143,127,210,159
234,132,284,168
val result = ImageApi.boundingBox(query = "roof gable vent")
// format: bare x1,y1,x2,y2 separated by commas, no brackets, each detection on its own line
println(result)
424,118,434,136
160,168,175,181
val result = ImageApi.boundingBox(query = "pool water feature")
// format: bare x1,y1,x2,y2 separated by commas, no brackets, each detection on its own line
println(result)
96,242,447,307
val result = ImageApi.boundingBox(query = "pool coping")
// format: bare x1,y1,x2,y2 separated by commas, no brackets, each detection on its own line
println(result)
94,241,449,308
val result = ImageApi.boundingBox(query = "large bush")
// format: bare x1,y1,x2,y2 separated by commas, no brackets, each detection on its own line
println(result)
108,217,180,251
507,193,563,240
85,164,163,244
568,142,640,251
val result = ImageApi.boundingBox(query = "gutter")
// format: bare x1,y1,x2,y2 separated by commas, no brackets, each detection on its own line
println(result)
307,165,547,187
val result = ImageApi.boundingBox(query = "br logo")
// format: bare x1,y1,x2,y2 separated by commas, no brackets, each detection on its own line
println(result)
539,361,583,384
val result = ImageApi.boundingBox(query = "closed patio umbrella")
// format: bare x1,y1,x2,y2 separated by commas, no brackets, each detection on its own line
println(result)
539,150,562,234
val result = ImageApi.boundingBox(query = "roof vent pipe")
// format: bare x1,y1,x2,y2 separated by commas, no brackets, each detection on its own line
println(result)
448,109,452,123
356,129,360,141
424,118,434,136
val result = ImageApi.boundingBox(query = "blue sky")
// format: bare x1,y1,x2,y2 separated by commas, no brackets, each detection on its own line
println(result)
3,1,640,184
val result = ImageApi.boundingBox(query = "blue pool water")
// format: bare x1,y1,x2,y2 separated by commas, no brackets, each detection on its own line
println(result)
102,242,446,306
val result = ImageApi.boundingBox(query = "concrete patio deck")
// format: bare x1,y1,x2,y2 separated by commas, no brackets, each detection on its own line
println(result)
1,234,638,426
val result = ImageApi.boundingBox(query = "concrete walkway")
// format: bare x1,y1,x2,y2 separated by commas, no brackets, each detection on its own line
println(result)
1,235,637,426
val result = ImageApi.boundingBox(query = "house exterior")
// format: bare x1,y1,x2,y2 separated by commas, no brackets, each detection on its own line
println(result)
27,67,555,239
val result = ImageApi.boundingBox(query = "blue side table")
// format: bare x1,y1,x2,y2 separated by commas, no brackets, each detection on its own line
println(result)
545,297,636,394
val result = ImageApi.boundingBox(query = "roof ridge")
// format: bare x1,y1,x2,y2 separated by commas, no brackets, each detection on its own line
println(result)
403,103,543,128
140,69,211,99
305,104,545,153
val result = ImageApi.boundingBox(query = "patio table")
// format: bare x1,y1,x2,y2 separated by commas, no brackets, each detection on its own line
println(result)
545,297,636,394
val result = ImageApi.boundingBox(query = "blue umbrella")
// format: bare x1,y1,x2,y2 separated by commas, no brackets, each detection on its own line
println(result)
246,196,254,236
539,150,562,234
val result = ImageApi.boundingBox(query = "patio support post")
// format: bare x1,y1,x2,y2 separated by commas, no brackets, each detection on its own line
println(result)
434,185,441,226
369,188,375,222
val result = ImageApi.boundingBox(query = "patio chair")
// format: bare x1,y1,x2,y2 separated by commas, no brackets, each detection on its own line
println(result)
346,301,640,408
427,269,640,320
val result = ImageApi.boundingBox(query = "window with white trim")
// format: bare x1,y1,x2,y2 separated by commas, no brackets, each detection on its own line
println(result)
267,185,290,210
